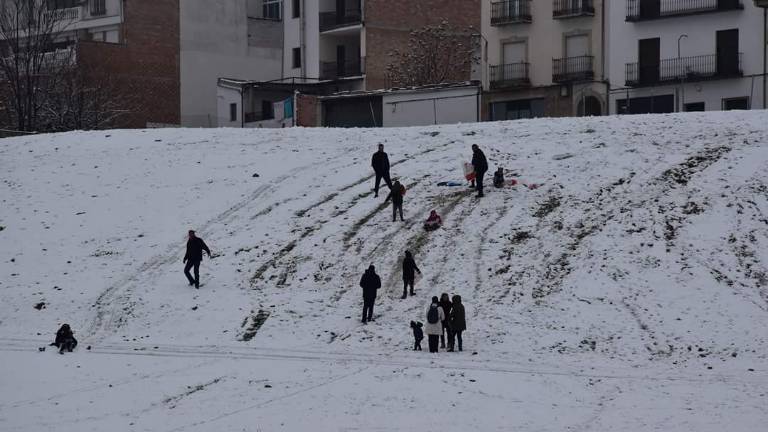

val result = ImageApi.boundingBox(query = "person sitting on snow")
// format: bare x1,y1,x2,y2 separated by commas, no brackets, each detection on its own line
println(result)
50,324,77,354
423,210,442,231
493,167,505,188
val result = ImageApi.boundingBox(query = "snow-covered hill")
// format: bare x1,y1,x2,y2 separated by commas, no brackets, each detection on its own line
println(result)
1,111,767,431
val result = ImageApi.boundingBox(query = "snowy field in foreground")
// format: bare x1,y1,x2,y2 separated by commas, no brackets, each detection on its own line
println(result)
1,111,767,431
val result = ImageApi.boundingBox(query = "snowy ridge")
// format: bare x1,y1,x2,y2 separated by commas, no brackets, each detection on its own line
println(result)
1,111,767,431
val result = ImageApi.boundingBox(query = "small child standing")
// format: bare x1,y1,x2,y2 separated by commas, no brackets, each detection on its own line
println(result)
410,321,424,351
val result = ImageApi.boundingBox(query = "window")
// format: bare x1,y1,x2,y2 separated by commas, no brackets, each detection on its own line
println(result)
491,99,545,121
292,47,301,69
684,102,705,112
47,0,78,9
616,94,674,115
293,0,300,18
261,100,274,120
722,97,749,110
262,0,281,20
229,103,237,122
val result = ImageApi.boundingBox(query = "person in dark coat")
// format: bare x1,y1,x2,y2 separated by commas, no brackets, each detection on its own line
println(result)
471,144,488,197
438,293,453,349
448,295,466,352
385,180,405,222
359,265,381,323
493,167,505,188
50,324,77,354
401,250,422,299
183,230,211,289
371,144,392,198
410,321,424,351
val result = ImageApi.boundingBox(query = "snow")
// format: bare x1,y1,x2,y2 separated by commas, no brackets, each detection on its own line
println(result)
1,111,767,431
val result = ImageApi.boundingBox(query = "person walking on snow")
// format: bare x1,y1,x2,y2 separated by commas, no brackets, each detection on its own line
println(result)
360,265,381,323
385,180,406,222
448,295,466,352
401,250,422,299
471,144,488,198
425,296,445,353
183,230,211,289
371,143,392,198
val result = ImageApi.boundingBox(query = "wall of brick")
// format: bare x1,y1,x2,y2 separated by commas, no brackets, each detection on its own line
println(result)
364,0,481,90
79,0,180,128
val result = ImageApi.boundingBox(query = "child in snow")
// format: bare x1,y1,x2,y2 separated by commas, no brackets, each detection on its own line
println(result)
50,324,77,354
410,321,424,351
423,210,442,231
493,167,505,188
385,180,406,222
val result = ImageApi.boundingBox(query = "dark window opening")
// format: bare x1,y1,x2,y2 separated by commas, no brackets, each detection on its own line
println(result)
229,103,237,122
47,0,79,9
616,94,674,114
684,102,705,112
292,47,301,69
490,98,545,121
722,97,749,110
293,0,300,18
261,100,274,120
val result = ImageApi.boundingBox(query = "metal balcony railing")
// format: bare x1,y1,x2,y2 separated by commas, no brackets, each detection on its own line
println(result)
320,57,364,80
44,7,80,22
90,0,107,16
489,63,531,88
553,55,594,82
319,0,362,33
626,0,743,21
553,0,595,18
491,0,532,25
625,53,743,86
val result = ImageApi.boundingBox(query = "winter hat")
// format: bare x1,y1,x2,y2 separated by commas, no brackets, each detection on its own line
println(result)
431,296,439,303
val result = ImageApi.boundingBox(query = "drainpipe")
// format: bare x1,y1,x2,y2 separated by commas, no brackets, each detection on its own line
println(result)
764,8,767,109
601,0,608,115
300,0,306,79
241,86,244,128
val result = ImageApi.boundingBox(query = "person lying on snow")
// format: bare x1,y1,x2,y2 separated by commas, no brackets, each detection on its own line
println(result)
50,324,77,354
493,167,505,188
423,210,442,231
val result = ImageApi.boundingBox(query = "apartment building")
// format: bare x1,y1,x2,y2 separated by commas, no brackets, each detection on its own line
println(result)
607,0,767,114
481,0,608,120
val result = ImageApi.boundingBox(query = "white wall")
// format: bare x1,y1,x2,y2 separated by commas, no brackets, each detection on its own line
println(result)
180,0,282,127
382,87,480,127
606,1,767,113
481,0,605,88
217,86,242,127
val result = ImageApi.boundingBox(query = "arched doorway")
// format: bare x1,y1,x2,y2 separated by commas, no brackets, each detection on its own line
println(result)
577,96,602,116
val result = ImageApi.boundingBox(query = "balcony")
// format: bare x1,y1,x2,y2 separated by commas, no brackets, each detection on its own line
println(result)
553,0,595,18
626,0,743,21
319,7,362,32
553,55,594,82
625,53,743,86
489,63,531,88
44,7,80,22
320,57,364,80
491,0,532,25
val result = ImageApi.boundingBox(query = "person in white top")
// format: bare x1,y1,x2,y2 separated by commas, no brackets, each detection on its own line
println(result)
424,296,445,353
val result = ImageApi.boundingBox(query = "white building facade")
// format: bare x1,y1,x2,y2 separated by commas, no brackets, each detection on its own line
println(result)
607,0,767,114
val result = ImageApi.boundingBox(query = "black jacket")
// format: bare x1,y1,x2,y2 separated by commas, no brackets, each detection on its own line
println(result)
472,148,488,173
402,256,420,281
53,325,76,347
371,151,390,173
385,184,404,206
184,237,211,262
360,268,381,300
450,301,466,331
439,299,453,326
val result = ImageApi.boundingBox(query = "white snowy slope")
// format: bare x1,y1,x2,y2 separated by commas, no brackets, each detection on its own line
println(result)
1,111,767,432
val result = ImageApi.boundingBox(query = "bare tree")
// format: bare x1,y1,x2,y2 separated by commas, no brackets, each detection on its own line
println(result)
0,0,77,131
385,21,479,88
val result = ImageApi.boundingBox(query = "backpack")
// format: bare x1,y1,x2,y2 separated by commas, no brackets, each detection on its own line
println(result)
427,304,439,324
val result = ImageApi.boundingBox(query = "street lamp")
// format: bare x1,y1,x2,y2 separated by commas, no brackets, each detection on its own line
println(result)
754,1,768,109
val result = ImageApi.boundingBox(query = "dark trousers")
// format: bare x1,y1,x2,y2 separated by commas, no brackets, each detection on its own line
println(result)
402,279,414,297
414,338,422,350
448,329,463,351
362,298,375,322
184,260,201,287
392,203,403,221
374,171,392,196
428,335,439,353
476,170,486,196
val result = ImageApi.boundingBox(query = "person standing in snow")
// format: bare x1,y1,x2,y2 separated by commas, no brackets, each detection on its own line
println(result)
401,250,422,299
371,143,392,198
439,293,453,349
385,180,406,222
448,295,466,352
425,296,445,353
471,144,488,198
360,265,381,323
183,230,211,289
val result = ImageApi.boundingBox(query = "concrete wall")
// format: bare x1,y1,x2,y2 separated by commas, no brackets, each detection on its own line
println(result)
180,0,281,127
382,87,480,127
606,1,767,113
217,86,241,127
